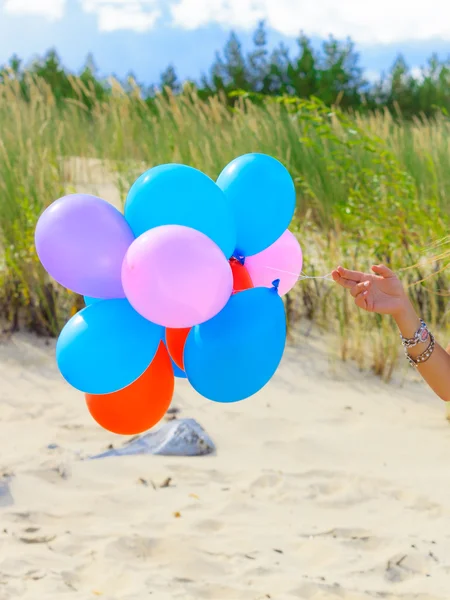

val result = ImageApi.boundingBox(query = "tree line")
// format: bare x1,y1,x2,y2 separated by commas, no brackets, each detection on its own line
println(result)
2,22,450,118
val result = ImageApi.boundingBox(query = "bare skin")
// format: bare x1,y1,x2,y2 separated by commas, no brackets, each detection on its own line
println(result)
331,264,450,402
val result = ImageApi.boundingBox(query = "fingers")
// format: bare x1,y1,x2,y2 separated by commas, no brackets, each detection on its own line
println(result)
371,264,395,278
351,280,370,298
354,280,373,311
332,268,370,292
331,269,357,290
354,289,370,311
331,270,340,281
332,267,373,312
336,266,365,283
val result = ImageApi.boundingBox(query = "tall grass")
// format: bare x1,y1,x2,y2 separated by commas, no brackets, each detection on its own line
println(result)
0,76,449,378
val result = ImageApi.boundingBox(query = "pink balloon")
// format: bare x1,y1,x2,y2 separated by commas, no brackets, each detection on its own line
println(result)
122,225,233,328
245,230,302,296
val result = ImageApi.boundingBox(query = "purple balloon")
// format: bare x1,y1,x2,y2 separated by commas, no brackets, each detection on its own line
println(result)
35,194,134,298
122,225,233,328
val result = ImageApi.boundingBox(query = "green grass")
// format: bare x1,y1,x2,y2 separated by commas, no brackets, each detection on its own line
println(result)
1,77,449,378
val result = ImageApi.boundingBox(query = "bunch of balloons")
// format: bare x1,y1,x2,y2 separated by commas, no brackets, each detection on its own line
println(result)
35,153,303,435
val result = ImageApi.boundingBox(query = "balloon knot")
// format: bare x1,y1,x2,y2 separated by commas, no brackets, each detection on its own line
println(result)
232,253,245,266
272,279,280,292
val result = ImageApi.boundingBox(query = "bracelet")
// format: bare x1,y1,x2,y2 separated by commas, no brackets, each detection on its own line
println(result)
405,333,435,368
400,318,430,349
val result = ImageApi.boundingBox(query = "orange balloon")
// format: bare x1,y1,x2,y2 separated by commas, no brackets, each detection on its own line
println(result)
166,327,190,371
85,343,175,435
230,258,253,294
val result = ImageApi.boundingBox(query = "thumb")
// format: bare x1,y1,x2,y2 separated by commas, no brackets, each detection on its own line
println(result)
371,264,395,278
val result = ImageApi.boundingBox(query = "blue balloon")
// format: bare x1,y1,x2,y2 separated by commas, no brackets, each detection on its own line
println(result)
83,296,100,306
184,287,286,403
172,359,187,379
125,164,236,258
216,154,296,257
56,299,164,394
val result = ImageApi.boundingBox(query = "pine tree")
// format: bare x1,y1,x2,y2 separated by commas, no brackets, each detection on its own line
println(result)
79,53,107,106
0,54,22,85
8,54,22,76
247,21,269,92
160,64,180,93
287,33,318,98
318,36,364,107
3,36,450,119
266,43,291,94
418,54,450,116
210,51,227,91
386,54,415,115
208,31,249,92
29,49,72,102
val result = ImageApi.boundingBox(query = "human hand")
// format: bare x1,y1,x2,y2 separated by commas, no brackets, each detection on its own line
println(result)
331,264,409,316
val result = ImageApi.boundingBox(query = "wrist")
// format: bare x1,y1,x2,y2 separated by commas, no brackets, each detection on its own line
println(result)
392,297,421,337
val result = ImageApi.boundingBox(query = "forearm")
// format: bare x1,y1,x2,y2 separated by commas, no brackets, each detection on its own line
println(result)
394,300,450,402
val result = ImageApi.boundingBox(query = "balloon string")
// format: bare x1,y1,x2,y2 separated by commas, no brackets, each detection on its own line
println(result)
263,265,334,282
233,270,333,292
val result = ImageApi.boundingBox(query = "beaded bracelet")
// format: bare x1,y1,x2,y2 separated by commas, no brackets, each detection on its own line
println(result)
405,333,435,368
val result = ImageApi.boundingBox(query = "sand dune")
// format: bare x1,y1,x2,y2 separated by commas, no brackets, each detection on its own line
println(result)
4,157,448,598
61,156,143,210
0,330,449,600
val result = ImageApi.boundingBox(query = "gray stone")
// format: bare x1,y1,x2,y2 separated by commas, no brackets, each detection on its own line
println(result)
0,476,14,508
89,418,215,459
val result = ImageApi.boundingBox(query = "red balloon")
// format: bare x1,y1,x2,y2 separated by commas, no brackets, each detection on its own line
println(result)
85,343,174,435
230,258,253,294
166,327,190,371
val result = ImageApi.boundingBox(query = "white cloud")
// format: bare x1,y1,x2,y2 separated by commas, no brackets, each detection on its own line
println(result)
4,0,450,42
411,66,424,80
169,0,450,45
364,69,382,83
81,1,161,32
170,0,265,32
3,0,66,20
2,0,161,31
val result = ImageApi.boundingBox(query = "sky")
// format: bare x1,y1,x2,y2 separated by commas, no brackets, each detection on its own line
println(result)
1,0,450,85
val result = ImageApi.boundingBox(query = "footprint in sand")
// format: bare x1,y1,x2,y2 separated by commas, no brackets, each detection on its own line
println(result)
303,527,384,552
105,535,172,561
194,518,224,533
383,551,437,583
250,472,284,491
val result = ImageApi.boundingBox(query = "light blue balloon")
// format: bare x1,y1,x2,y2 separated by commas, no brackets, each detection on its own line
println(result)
216,153,296,257
172,359,187,379
184,287,286,403
56,299,164,394
83,296,100,306
125,164,237,258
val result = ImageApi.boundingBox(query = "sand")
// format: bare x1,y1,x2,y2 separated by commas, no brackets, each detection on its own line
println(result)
2,157,448,598
0,329,449,600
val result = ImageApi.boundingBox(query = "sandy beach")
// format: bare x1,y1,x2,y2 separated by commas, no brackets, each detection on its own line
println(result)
0,328,449,600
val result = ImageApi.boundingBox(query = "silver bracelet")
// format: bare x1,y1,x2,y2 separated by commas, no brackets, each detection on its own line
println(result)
400,318,430,349
405,333,435,368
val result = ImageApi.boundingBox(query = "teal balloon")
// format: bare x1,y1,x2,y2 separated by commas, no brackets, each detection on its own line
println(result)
125,164,236,258
56,299,164,394
216,154,296,257
184,287,286,403
84,296,100,306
